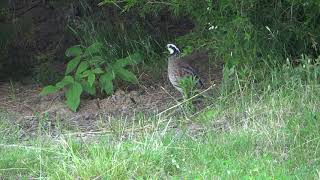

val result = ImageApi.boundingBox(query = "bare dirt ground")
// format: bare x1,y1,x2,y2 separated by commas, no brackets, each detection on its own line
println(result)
0,82,181,137
0,52,224,138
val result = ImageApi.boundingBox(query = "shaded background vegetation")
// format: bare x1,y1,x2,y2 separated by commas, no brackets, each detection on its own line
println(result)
0,0,319,84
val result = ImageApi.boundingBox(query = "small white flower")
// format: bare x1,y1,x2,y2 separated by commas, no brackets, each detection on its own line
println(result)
230,51,233,56
207,7,210,11
208,25,218,31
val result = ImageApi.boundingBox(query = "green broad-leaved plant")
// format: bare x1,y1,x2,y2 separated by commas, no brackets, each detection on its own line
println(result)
40,42,142,112
179,76,199,99
178,76,201,113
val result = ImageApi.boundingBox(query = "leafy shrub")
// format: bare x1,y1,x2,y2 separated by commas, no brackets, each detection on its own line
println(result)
100,0,320,66
41,42,142,112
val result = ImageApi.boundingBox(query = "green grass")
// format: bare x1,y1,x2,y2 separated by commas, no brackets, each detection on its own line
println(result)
1,60,320,179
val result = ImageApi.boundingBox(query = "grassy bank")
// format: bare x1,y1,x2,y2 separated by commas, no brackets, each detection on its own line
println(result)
1,59,320,179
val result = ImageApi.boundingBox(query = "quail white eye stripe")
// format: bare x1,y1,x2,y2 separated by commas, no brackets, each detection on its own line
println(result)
168,47,175,54
167,43,180,55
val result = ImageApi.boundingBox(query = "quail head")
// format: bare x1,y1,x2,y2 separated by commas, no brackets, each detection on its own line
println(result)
166,43,203,94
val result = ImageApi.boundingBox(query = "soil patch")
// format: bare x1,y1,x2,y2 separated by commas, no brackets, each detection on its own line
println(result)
0,52,223,137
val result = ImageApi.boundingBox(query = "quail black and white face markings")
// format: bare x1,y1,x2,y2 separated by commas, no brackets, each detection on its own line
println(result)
167,43,181,56
166,43,203,93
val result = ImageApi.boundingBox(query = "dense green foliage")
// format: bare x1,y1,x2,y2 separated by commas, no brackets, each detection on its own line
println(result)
100,0,320,66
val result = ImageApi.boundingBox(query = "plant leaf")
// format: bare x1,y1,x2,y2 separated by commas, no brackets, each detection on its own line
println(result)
90,56,104,65
80,70,91,78
65,45,83,57
115,53,142,67
93,68,104,74
115,68,138,83
88,73,95,87
66,56,81,75
65,82,83,112
56,76,74,88
76,61,89,75
99,71,114,95
84,42,103,56
40,85,59,96
81,81,96,95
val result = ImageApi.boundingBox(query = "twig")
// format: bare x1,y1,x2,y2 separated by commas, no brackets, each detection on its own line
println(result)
287,137,320,153
0,168,28,171
156,84,215,117
14,1,42,18
159,85,179,104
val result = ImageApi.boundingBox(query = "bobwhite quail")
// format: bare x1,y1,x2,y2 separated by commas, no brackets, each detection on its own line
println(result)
166,43,203,93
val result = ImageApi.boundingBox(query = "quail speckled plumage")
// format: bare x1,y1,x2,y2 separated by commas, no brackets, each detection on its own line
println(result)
167,43,204,93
